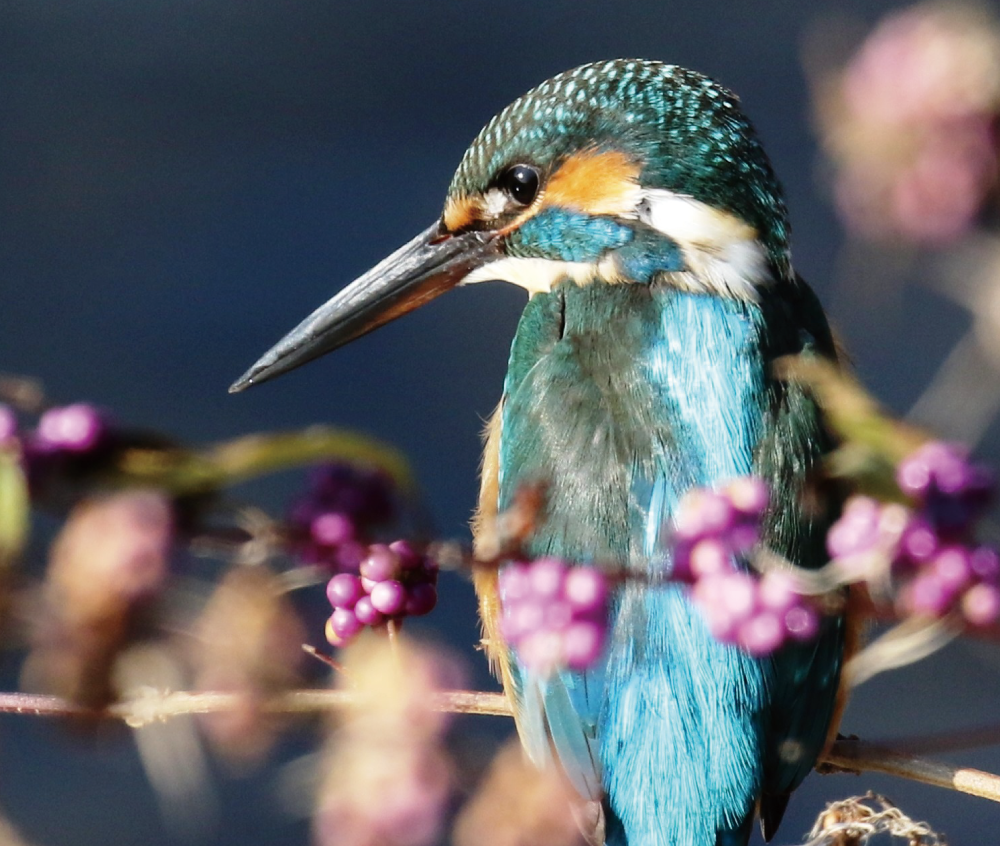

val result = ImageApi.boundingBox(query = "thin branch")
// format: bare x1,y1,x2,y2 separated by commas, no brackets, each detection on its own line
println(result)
0,689,514,724
824,737,1000,803
3,688,999,805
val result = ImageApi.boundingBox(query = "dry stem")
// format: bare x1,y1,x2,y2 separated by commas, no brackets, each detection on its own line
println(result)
1,688,998,806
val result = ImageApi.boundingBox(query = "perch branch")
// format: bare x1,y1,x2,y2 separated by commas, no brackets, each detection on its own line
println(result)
824,736,1000,803
2,689,998,803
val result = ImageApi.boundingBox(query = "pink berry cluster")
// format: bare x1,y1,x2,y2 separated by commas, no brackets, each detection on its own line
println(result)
828,442,999,627
0,402,110,456
498,558,609,673
671,478,820,655
820,3,1000,244
288,462,397,572
0,401,115,497
325,541,438,646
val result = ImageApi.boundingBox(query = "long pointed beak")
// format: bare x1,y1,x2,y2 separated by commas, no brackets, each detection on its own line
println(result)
229,222,499,392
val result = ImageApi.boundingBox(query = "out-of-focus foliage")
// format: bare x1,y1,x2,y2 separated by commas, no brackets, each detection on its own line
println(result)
812,2,1000,245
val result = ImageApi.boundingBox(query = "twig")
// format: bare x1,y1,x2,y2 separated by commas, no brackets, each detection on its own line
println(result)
301,644,352,678
0,689,514,724
825,736,1000,803
2,689,998,804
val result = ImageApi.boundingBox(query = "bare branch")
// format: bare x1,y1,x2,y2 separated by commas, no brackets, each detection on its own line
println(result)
0,688,514,725
4,687,1000,809
824,737,1000,804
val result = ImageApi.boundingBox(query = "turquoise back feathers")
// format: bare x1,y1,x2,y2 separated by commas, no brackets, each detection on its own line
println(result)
494,277,843,846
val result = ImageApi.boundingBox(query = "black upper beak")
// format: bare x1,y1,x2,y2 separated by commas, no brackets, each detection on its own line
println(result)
229,222,499,393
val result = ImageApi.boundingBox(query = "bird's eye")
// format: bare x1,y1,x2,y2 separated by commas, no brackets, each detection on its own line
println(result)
499,164,540,206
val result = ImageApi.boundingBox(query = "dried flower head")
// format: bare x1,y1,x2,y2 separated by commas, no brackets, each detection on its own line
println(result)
815,2,1000,244
22,489,172,707
453,741,586,846
312,638,463,846
193,565,306,762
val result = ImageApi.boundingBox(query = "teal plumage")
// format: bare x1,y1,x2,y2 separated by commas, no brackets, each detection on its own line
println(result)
231,58,848,846
496,281,843,846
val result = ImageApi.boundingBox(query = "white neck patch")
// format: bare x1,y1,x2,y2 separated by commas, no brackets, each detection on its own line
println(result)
636,189,774,300
458,189,777,299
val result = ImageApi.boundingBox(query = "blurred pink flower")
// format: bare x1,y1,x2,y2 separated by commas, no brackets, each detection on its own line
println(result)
193,565,306,763
22,489,173,706
312,638,464,846
453,741,585,846
815,2,1000,244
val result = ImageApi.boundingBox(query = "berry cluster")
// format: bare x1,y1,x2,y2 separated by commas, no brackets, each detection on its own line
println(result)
325,541,438,646
498,558,609,673
0,402,110,457
288,463,396,572
828,442,999,627
671,478,820,656
0,402,116,498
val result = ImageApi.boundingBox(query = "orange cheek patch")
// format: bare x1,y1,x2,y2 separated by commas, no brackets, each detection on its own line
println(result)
443,194,483,232
542,149,641,217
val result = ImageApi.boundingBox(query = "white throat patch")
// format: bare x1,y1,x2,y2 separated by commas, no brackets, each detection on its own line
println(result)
636,189,773,300
458,189,776,300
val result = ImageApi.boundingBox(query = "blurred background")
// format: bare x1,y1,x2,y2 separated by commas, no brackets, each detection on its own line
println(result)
2,1,1000,844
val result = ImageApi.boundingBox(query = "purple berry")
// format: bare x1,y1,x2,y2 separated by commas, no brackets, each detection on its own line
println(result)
689,538,732,579
36,404,106,452
501,598,545,641
932,546,972,593
899,517,939,563
389,539,420,568
727,523,760,554
897,442,995,532
418,555,440,578
403,583,437,617
675,489,735,540
758,571,799,614
369,579,407,615
563,567,607,614
353,595,385,627
516,631,562,672
563,621,604,669
692,574,742,640
327,608,363,643
784,604,820,642
311,512,355,546
718,571,757,619
901,572,954,617
970,546,1000,584
528,558,566,598
962,583,1000,627
738,611,784,655
326,574,364,609
725,477,769,519
897,442,947,497
498,563,532,602
360,544,400,582
826,497,881,559
542,599,573,631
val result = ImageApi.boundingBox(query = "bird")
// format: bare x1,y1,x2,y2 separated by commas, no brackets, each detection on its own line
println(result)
231,59,848,846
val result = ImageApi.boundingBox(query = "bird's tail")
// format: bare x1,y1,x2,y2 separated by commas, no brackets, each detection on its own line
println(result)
601,799,755,846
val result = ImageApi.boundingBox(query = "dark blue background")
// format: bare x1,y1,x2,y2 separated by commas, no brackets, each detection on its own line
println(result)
2,2,999,844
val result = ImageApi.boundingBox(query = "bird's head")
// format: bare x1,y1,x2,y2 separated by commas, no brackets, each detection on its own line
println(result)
231,59,791,393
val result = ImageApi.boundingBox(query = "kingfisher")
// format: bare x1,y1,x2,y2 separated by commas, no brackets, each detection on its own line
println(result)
231,60,848,846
